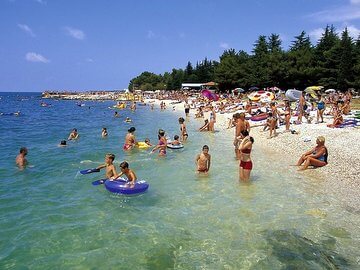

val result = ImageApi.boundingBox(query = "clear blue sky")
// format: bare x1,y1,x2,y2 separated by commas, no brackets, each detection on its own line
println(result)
1,0,360,92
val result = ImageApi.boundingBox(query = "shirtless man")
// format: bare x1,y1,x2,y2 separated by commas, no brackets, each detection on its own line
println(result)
195,145,211,174
16,147,28,169
96,153,117,182
234,113,250,159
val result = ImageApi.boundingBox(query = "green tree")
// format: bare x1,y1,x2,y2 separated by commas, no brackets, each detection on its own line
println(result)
337,27,355,89
286,31,315,89
249,35,270,87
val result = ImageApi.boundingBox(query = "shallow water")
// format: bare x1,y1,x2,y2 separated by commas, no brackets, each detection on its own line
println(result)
0,92,359,269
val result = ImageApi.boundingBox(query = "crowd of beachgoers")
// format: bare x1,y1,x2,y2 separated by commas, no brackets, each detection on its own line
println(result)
15,88,359,209
144,89,360,211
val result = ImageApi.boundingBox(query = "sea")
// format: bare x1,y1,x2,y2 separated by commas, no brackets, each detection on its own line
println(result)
0,92,359,269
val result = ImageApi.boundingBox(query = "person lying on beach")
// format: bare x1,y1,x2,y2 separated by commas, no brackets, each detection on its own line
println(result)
68,128,79,140
296,136,328,171
111,161,137,188
195,145,211,174
16,147,28,169
96,153,117,181
199,119,210,132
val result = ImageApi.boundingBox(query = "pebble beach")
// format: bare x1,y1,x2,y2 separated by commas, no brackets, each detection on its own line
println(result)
154,98,360,212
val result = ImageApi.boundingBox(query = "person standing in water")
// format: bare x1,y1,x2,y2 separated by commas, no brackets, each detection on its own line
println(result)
96,153,117,182
239,130,254,181
151,129,167,156
16,147,28,169
195,145,211,174
208,106,216,132
123,127,137,151
178,117,188,142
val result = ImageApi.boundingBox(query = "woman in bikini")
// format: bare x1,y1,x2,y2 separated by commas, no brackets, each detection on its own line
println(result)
178,117,188,142
297,136,328,170
239,130,254,181
123,127,137,151
208,106,216,132
151,129,167,156
284,101,291,132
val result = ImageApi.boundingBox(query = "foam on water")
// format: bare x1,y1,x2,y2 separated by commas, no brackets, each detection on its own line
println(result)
0,92,359,269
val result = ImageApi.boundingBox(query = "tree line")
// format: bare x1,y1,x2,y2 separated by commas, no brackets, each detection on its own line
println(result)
128,25,360,92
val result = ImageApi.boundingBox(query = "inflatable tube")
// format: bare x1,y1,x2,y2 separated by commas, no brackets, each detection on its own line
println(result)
167,143,184,149
80,168,100,175
104,179,149,195
250,113,268,121
285,89,302,101
137,142,150,149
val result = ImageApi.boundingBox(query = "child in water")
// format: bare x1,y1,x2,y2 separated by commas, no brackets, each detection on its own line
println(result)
144,138,152,146
96,153,117,183
171,135,181,145
195,145,211,174
112,161,137,188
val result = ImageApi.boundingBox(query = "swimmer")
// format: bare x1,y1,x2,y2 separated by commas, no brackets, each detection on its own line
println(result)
112,161,137,188
16,147,28,169
144,138,152,146
58,140,67,147
171,135,181,145
102,127,108,137
68,128,79,140
178,117,188,142
124,117,132,123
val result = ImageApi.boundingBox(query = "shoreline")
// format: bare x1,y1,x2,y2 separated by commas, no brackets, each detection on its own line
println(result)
146,98,360,212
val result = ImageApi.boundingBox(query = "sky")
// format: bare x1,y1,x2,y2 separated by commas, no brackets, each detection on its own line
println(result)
1,0,360,92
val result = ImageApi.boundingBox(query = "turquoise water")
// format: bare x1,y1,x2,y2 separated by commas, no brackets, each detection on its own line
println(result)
0,92,359,269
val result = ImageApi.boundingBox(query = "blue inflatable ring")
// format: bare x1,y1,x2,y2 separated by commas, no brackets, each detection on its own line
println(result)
104,179,149,195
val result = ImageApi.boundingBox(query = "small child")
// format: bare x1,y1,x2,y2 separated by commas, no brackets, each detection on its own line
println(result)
112,161,137,188
96,153,117,182
171,135,181,145
102,127,108,137
144,138,152,146
195,145,211,174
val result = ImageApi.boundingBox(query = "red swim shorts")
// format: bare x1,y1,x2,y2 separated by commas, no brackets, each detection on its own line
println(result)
240,160,253,170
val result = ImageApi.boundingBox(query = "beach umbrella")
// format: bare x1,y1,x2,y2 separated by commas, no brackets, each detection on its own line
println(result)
325,89,336,94
305,86,323,92
233,88,245,93
201,89,219,101
249,86,259,91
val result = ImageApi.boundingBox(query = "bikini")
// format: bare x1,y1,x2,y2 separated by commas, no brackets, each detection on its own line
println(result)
123,138,134,151
240,148,253,170
158,139,166,155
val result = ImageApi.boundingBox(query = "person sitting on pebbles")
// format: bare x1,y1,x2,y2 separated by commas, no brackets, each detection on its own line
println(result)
296,136,328,170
